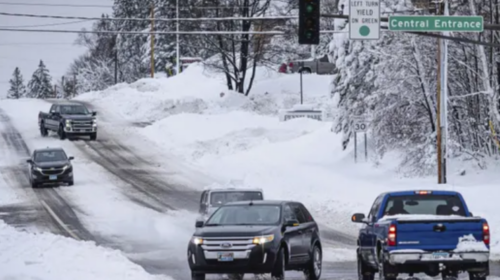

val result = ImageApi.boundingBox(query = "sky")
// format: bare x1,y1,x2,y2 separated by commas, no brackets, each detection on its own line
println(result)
0,0,113,97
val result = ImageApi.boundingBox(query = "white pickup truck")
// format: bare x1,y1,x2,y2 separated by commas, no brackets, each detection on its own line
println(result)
197,187,264,220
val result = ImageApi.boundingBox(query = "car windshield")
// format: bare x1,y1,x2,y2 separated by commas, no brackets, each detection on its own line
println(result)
60,105,89,115
383,195,466,217
34,150,67,162
206,205,281,226
209,191,263,206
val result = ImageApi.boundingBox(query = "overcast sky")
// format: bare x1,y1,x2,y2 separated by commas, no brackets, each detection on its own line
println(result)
0,0,113,97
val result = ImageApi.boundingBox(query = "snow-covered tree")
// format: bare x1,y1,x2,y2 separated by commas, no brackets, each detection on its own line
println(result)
27,60,53,99
7,67,27,99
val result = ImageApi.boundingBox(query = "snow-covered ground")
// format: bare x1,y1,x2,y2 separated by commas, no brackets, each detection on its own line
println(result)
75,63,500,260
0,220,170,280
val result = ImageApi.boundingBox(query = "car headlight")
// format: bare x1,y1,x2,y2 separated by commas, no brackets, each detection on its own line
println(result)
192,236,203,245
62,165,70,170
252,234,274,245
34,167,42,172
92,119,97,127
65,120,71,125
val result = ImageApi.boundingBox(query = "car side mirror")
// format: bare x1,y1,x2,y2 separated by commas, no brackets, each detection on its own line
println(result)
69,156,74,160
195,220,204,228
26,159,33,164
92,111,97,116
351,213,367,224
284,219,300,228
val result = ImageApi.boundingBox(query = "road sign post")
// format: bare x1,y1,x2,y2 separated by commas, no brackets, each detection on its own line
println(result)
388,16,483,32
349,0,381,40
352,117,369,163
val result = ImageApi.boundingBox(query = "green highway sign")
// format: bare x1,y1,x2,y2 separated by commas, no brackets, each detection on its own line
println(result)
388,16,484,32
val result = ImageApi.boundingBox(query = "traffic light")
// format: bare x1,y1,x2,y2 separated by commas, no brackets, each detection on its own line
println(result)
298,0,320,45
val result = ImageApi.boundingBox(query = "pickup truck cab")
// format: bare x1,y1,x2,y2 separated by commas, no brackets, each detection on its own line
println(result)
352,190,489,280
39,102,97,140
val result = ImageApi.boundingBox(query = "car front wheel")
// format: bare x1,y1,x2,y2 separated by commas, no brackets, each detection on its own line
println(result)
271,247,285,280
304,244,322,280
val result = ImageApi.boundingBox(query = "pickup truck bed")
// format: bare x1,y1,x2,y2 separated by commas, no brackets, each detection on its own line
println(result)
352,190,490,280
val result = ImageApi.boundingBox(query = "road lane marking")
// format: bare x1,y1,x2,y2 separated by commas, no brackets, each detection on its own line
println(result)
40,199,81,240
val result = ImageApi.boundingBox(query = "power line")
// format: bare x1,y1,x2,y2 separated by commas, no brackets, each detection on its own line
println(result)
0,20,90,29
0,2,111,8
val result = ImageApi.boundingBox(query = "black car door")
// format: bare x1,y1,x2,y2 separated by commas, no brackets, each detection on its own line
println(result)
283,203,304,263
290,202,312,260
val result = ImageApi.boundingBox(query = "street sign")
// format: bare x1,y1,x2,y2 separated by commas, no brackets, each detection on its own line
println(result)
352,118,368,133
349,0,381,40
388,16,483,32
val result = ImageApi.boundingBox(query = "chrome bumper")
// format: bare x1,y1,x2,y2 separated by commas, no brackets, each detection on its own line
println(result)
389,251,489,264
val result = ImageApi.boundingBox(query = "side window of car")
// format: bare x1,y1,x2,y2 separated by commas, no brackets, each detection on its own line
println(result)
298,203,314,222
367,195,383,222
200,191,207,204
283,204,297,221
290,203,308,223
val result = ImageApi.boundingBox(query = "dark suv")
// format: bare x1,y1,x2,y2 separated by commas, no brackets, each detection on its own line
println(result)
27,147,74,188
187,200,322,280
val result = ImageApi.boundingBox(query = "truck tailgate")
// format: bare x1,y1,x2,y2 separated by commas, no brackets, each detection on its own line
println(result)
395,218,485,250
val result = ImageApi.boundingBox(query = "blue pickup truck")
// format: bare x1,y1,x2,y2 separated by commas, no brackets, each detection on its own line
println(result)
351,190,490,280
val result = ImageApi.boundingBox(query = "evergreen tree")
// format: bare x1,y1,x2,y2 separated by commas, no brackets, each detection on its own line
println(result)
27,60,53,99
7,67,27,99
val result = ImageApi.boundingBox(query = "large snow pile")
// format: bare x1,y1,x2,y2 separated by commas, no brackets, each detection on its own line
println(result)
75,64,500,260
0,220,170,280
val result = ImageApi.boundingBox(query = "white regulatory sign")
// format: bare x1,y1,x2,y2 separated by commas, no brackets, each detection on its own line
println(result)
349,0,381,40
352,119,369,133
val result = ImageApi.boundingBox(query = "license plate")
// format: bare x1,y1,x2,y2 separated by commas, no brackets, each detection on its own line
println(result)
217,252,234,262
49,175,57,180
432,252,450,259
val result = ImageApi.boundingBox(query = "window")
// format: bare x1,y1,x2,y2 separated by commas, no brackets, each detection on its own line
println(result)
59,105,89,115
209,191,262,206
368,195,383,222
34,150,67,162
283,204,297,221
383,195,466,216
200,191,207,204
298,204,314,222
205,205,281,226
290,203,308,223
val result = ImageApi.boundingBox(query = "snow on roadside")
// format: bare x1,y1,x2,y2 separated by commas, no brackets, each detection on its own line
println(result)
0,220,170,280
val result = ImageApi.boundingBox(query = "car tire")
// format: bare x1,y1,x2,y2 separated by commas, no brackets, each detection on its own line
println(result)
357,253,375,280
468,272,487,280
191,272,205,280
68,180,74,186
378,251,397,280
40,123,48,137
31,182,38,188
58,125,66,140
304,244,322,280
90,133,97,141
228,274,244,280
271,247,285,280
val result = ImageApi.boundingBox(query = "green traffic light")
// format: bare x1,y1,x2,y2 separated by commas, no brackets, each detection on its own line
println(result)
306,5,313,13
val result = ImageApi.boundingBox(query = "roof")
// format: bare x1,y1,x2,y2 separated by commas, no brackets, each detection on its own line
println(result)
206,187,263,192
34,147,65,153
386,190,460,196
53,101,85,106
224,200,293,206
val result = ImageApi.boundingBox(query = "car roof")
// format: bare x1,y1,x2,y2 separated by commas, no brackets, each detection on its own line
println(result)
385,190,460,196
223,200,295,206
55,102,84,106
206,188,263,193
34,147,65,153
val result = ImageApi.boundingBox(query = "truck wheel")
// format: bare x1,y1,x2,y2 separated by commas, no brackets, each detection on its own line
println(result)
40,123,48,137
68,180,74,186
271,247,285,280
191,272,205,280
357,253,375,280
468,272,486,280
58,125,66,140
31,182,38,188
90,133,97,141
378,252,397,280
304,244,322,280
299,68,312,74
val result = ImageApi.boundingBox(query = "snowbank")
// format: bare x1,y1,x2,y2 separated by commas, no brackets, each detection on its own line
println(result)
72,64,500,261
0,220,170,280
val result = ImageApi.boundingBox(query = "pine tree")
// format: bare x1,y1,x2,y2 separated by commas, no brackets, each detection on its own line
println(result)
7,67,27,99
27,60,53,99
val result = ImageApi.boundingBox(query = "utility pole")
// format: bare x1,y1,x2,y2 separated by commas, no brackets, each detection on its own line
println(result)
441,0,449,184
114,50,118,84
175,0,180,75
150,3,155,78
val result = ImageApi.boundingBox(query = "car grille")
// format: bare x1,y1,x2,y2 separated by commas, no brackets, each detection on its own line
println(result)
71,120,93,129
201,236,256,252
37,166,70,175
